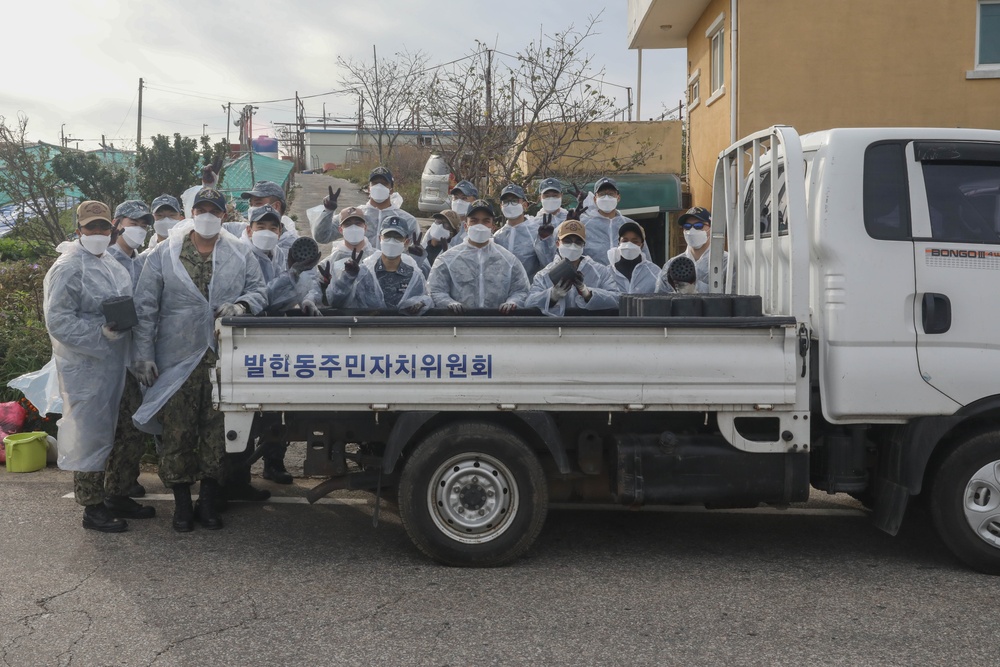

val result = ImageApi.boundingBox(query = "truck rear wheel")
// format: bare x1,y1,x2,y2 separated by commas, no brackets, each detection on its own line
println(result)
398,422,548,567
930,431,1000,574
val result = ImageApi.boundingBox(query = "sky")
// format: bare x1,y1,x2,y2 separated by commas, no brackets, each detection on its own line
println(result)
5,0,687,153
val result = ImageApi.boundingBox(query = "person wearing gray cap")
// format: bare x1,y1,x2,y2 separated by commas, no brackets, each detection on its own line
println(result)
131,187,267,532
445,180,479,245
108,200,152,285
427,200,529,314
309,166,420,250
242,205,315,314
580,177,650,266
147,194,184,250
493,183,546,282
236,181,299,251
529,178,570,268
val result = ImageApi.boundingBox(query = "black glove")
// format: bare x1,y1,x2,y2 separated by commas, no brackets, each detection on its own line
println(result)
344,249,363,277
407,244,425,258
323,186,341,211
537,214,554,240
317,261,332,289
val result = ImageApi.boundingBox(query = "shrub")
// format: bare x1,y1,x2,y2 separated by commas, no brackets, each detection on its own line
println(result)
0,260,53,404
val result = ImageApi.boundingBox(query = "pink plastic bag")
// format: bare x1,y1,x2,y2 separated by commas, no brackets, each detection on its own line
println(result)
0,401,28,463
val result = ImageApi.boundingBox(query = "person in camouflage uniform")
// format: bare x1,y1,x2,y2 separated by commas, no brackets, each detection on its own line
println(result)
133,188,267,532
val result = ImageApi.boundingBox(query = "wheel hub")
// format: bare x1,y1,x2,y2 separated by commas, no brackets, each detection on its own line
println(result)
428,453,519,544
963,461,1000,549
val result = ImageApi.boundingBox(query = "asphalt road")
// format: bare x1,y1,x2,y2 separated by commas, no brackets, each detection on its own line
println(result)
0,465,992,667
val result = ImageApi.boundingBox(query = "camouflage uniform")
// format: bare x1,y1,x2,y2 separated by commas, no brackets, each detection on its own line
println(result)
74,471,106,506
107,371,147,494
156,236,225,486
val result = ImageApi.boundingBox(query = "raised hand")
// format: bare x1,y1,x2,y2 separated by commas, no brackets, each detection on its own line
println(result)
323,186,341,211
344,248,363,277
537,213,554,240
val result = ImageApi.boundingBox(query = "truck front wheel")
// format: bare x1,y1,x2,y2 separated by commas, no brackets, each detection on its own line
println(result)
398,422,548,567
930,431,1000,574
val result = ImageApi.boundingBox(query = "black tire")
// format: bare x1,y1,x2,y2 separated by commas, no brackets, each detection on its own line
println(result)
930,431,1000,575
398,422,548,567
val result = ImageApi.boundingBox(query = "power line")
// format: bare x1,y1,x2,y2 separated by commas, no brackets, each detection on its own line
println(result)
113,89,139,140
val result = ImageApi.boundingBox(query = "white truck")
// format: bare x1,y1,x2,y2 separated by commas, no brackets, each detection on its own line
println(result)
214,126,1000,573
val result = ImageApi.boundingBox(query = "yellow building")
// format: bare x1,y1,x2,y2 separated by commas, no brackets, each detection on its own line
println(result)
628,0,1000,207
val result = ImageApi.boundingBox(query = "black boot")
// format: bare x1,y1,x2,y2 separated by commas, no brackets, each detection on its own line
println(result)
126,482,146,498
262,459,293,485
105,495,156,519
195,478,224,530
82,504,128,533
223,481,271,502
172,483,194,533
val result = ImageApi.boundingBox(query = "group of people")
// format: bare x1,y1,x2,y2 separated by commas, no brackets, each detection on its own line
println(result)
42,164,726,536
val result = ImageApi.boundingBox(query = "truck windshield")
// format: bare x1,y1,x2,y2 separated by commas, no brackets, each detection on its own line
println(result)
922,162,1000,243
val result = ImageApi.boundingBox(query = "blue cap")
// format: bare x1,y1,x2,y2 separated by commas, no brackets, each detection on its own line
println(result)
240,180,286,205
151,194,181,214
249,204,282,224
467,199,495,218
380,216,408,237
538,178,562,195
594,177,619,194
677,206,711,226
192,188,227,213
113,200,153,225
450,180,479,198
500,184,526,200
369,166,394,185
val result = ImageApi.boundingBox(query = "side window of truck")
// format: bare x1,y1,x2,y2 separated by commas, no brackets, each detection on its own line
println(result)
742,166,787,238
863,142,911,241
918,147,1000,244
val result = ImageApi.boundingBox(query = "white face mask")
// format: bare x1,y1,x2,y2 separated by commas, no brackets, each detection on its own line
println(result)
501,202,524,219
684,228,709,249
618,241,642,261
558,242,584,261
541,196,561,213
121,226,148,249
342,225,367,245
467,224,493,244
380,238,404,258
79,233,111,256
369,183,391,203
451,199,471,216
596,195,618,213
428,222,449,241
193,212,223,237
153,217,179,237
250,229,280,252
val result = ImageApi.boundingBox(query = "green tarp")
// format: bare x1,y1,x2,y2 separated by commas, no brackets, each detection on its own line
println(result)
219,153,294,212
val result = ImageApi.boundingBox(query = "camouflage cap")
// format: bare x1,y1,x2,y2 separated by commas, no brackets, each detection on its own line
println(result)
450,180,479,198
249,204,282,224
380,216,409,237
151,194,181,214
113,199,154,225
77,201,113,227
369,166,394,185
338,206,367,224
192,188,227,213
500,184,527,200
467,199,495,218
538,177,562,195
556,219,587,241
240,180,286,204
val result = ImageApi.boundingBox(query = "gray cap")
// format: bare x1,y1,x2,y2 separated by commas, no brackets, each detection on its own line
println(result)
467,199,495,218
594,176,619,193
380,216,408,237
240,180,286,204
113,200,154,225
500,184,527,200
369,166,394,185
538,178,562,195
450,180,479,198
151,194,181,214
249,204,282,224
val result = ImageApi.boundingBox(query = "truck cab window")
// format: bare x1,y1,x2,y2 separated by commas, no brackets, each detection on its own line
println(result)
863,143,911,240
922,162,1000,243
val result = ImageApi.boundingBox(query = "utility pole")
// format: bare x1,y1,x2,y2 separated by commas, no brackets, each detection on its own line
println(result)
626,87,633,122
60,124,66,148
202,123,208,137
323,102,327,129
485,49,493,119
510,77,516,130
136,77,143,148
636,49,643,121
223,103,232,146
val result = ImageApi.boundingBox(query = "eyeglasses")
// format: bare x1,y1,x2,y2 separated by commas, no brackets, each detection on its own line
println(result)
681,222,706,230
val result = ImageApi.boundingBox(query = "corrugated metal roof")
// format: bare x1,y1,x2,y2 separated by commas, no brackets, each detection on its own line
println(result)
219,152,294,212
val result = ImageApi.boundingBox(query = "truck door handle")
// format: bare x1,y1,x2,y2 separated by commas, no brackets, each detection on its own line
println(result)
922,293,951,334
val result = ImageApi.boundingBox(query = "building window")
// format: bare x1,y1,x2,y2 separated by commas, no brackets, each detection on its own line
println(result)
688,69,701,111
710,28,725,92
979,1,1000,67
704,13,726,105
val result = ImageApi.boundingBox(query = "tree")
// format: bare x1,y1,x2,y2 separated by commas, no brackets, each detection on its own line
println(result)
421,15,658,199
51,150,134,209
338,49,430,163
0,114,71,251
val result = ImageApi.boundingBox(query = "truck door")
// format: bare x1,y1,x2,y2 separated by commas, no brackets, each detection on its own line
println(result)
909,141,1000,406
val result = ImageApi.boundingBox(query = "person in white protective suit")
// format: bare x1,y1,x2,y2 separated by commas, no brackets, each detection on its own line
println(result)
242,204,314,315
656,207,729,294
132,188,267,533
225,180,298,252
321,216,433,314
607,221,660,294
492,183,545,282
43,200,145,532
443,179,479,246
529,177,569,269
145,194,184,251
303,206,377,311
308,166,419,250
526,219,621,317
579,176,651,266
427,200,530,314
